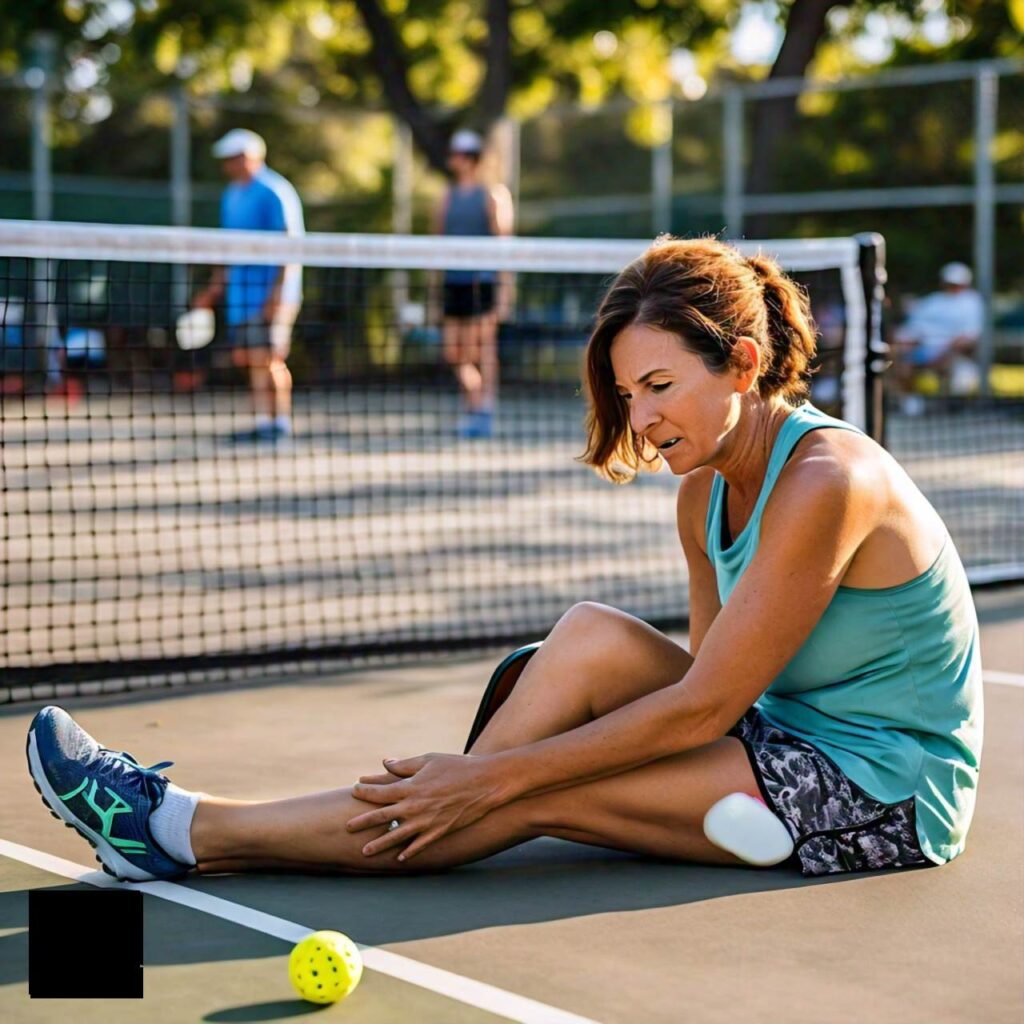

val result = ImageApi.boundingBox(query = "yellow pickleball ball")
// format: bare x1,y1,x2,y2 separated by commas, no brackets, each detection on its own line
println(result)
288,930,363,1004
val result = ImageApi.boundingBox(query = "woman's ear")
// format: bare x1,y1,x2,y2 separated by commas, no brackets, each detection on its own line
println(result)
732,336,761,393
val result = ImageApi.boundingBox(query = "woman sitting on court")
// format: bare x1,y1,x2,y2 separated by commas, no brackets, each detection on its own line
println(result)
27,237,982,880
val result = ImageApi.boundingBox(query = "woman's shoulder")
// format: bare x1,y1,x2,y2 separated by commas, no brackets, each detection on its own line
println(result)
791,421,885,474
780,421,948,587
775,427,888,514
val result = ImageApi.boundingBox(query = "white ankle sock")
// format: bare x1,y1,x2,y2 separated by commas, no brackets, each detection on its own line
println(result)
149,784,202,866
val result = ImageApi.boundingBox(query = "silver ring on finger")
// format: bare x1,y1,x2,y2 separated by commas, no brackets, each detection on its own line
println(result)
387,819,401,832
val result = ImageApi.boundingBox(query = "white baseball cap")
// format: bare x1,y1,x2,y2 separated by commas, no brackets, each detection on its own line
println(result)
940,262,972,286
212,128,267,160
448,130,484,155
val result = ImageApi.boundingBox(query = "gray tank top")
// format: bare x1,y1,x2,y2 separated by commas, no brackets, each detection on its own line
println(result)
443,186,494,284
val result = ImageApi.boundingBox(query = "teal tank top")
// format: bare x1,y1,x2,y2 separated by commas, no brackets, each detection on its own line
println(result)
705,403,983,864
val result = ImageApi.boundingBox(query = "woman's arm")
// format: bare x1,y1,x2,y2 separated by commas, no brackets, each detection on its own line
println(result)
487,184,514,237
349,445,881,860
677,468,721,656
491,450,879,803
487,185,515,320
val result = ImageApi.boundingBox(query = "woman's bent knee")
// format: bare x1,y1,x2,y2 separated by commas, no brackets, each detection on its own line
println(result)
554,602,677,659
556,601,625,634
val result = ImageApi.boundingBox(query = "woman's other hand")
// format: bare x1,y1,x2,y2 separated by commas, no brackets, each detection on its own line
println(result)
346,753,510,861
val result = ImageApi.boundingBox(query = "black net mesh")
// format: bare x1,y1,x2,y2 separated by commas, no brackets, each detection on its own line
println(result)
2,227,873,701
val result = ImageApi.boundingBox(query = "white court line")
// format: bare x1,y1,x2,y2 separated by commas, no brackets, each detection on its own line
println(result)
0,839,598,1024
984,669,1024,689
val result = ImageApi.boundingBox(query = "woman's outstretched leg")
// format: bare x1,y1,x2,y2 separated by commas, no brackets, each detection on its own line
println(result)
28,701,757,881
193,734,757,875
191,787,532,875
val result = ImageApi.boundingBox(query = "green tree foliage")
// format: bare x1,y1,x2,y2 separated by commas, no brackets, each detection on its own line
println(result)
753,2,1022,298
0,0,1018,239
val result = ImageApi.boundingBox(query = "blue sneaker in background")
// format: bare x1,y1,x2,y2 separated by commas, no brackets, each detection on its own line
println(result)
457,409,494,440
229,423,278,445
26,706,190,882
472,409,494,438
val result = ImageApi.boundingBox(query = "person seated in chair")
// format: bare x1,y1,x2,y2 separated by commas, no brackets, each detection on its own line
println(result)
894,262,984,412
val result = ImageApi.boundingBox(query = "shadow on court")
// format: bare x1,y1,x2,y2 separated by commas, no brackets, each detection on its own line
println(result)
204,1002,330,1022
180,840,855,947
0,842,855,987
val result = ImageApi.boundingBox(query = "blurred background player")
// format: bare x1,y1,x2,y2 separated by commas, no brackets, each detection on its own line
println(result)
192,129,304,442
434,130,514,439
893,261,984,415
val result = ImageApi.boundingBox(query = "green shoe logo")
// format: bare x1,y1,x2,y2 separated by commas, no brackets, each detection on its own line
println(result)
60,778,149,857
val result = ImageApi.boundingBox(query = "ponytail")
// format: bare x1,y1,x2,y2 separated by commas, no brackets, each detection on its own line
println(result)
745,254,817,403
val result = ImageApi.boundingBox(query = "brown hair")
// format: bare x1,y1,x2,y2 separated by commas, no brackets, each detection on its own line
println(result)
581,236,818,482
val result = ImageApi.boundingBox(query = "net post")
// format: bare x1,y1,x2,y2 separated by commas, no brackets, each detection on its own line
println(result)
28,32,55,223
170,84,192,330
972,66,997,398
722,88,744,238
856,232,887,446
27,33,57,390
651,100,674,235
170,84,192,227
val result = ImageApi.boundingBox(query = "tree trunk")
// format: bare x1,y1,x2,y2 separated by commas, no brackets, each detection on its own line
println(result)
471,0,512,126
745,0,850,236
353,0,512,175
352,0,450,172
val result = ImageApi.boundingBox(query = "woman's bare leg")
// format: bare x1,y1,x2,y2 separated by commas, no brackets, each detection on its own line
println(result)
470,602,695,754
442,319,466,398
268,355,292,419
458,319,483,408
478,312,499,409
193,734,755,874
443,318,484,408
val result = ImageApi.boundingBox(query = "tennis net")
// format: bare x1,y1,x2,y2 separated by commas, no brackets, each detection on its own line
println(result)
3,223,883,701
883,398,1024,586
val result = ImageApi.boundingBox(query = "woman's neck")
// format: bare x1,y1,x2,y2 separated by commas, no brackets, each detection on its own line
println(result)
713,398,792,504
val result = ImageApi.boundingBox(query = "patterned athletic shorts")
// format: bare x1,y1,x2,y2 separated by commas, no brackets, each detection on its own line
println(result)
728,706,933,876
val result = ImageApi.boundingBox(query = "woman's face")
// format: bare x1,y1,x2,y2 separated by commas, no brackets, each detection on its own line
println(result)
610,323,744,475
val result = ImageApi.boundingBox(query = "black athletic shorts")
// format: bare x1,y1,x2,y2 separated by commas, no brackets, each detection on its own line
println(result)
228,304,298,357
443,282,495,319
728,706,933,876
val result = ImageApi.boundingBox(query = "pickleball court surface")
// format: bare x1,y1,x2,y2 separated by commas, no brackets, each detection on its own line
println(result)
1,586,1021,1024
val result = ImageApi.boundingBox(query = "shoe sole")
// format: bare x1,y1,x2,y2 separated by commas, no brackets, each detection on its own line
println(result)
26,727,157,882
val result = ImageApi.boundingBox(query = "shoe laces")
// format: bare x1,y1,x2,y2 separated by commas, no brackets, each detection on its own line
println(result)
96,746,174,788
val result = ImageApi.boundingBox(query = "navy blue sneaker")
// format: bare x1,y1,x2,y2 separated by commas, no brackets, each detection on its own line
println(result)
26,706,190,882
